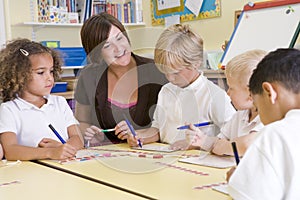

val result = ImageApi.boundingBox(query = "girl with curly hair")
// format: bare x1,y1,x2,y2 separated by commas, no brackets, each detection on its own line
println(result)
0,38,83,160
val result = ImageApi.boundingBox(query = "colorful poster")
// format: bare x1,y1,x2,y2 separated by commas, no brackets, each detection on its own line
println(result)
151,0,221,26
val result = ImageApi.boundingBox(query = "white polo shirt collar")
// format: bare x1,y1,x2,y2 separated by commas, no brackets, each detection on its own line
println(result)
15,95,55,111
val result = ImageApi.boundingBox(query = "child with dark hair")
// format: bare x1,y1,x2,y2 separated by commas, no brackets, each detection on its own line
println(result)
227,48,300,199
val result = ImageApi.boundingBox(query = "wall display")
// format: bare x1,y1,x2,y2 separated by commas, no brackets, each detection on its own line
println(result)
151,0,221,26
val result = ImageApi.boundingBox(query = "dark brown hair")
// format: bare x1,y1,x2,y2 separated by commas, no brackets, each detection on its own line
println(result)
80,13,130,56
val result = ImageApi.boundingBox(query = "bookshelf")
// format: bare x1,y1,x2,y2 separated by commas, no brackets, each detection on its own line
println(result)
21,21,145,27
35,0,144,25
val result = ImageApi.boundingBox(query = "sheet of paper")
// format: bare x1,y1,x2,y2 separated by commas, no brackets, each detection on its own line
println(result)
132,143,177,152
212,184,229,195
185,0,203,16
157,0,181,11
165,15,180,28
179,154,235,168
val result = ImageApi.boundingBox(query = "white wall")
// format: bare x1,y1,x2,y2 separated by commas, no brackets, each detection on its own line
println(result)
0,0,6,49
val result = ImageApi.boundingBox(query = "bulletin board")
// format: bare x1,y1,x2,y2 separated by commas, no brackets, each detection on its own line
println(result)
220,0,300,68
151,0,221,26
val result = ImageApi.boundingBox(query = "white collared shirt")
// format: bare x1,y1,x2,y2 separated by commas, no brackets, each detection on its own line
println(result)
228,109,300,200
217,109,263,139
152,73,236,144
0,95,78,147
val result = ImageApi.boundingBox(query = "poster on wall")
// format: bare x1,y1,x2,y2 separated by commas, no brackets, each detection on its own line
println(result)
151,0,221,26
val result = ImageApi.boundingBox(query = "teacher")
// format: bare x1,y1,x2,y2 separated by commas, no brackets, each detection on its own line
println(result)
74,13,167,146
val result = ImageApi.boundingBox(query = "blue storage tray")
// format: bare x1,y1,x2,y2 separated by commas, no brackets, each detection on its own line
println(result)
55,47,87,66
51,82,68,93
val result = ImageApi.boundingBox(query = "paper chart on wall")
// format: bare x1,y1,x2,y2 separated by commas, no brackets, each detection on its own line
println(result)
157,0,181,11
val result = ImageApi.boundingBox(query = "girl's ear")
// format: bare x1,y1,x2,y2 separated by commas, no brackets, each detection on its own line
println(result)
262,82,277,104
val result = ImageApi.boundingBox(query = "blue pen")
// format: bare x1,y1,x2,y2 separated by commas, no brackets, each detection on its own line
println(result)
124,117,142,148
48,124,66,144
177,121,213,130
231,142,240,165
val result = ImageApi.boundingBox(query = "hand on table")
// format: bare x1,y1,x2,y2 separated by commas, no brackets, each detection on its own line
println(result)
38,138,62,148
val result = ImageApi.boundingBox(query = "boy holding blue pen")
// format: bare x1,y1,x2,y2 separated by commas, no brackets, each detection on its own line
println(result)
0,39,83,160
127,24,236,149
185,50,266,155
227,48,300,199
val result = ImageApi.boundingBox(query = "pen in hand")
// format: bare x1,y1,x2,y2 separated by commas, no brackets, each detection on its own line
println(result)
101,128,116,133
231,141,240,165
123,116,142,148
48,124,66,144
177,121,213,130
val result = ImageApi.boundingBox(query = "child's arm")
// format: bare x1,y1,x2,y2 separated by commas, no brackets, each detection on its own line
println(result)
127,127,160,147
66,124,84,150
0,143,3,159
212,131,258,156
0,132,77,161
185,124,218,151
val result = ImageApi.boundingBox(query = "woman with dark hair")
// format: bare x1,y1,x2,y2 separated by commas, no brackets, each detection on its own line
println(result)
75,13,167,147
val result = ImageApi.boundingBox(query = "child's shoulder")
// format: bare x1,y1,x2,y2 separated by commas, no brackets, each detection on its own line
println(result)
48,95,68,105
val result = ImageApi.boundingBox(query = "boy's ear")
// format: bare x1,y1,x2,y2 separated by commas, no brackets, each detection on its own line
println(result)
262,82,277,104
193,62,201,69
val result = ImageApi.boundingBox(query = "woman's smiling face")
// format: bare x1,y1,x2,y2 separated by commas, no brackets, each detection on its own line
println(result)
101,25,132,67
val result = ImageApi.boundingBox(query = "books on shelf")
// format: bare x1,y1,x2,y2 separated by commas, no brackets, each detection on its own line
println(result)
36,0,143,24
76,0,143,23
37,0,79,23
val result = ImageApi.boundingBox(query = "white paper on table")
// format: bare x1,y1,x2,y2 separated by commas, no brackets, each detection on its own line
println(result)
212,184,229,195
132,143,177,152
179,154,235,168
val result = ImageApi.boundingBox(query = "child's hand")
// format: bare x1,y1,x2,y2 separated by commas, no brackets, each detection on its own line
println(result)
226,166,236,182
84,125,104,142
126,133,142,147
170,139,191,150
38,138,62,148
185,124,207,148
50,143,77,160
115,121,130,140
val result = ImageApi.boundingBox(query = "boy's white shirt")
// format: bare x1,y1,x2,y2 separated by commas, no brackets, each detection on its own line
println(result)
151,73,236,144
217,109,263,139
228,109,300,200
0,95,78,147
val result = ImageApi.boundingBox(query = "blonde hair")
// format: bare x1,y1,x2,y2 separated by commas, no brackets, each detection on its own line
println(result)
0,38,62,102
154,24,203,73
225,49,267,86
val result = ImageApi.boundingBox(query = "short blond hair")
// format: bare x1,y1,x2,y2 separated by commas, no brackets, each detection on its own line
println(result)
154,24,203,73
225,49,267,86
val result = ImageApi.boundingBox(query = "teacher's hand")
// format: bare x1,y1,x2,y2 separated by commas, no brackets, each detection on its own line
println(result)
115,121,129,140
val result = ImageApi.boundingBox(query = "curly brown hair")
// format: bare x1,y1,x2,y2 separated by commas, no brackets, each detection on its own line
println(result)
0,38,62,102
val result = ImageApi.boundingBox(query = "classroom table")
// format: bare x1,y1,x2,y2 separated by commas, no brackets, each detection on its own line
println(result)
35,143,232,200
0,161,146,200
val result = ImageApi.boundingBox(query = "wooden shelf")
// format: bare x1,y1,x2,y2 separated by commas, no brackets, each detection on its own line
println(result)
202,69,226,79
62,66,84,70
51,90,74,99
20,22,146,27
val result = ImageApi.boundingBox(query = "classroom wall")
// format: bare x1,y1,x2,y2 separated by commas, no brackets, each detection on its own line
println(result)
3,0,300,50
